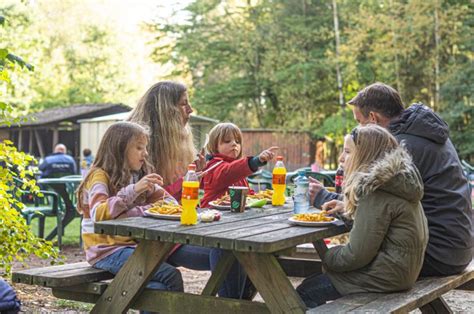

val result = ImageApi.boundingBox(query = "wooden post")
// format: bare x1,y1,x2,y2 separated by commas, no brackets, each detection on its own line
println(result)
53,128,59,147
18,129,23,151
34,130,45,158
29,129,33,154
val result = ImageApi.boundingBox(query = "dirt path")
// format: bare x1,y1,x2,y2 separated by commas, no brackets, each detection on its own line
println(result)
10,245,474,313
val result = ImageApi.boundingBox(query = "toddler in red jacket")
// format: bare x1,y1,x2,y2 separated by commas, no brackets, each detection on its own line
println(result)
200,122,278,208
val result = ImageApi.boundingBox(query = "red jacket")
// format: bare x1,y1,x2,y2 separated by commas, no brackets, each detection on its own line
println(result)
200,154,256,208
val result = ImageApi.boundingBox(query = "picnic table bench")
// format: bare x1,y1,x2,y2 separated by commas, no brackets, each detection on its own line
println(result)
12,202,473,313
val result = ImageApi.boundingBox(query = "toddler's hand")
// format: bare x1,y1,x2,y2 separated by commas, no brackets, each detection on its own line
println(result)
194,148,206,172
308,177,324,205
134,173,164,195
322,200,344,215
258,146,279,163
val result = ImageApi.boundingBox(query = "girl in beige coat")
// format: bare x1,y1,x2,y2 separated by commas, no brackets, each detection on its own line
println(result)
297,124,428,308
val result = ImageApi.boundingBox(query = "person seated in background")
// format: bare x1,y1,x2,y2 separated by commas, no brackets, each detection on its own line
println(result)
81,148,94,177
39,143,77,178
297,124,428,308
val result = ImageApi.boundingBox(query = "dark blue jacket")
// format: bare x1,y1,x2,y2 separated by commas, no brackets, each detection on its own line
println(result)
389,103,472,269
0,279,20,313
39,152,77,178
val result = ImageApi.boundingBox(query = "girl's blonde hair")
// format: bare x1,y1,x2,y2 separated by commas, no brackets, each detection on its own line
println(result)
205,123,243,159
76,121,152,213
128,81,196,185
343,124,399,217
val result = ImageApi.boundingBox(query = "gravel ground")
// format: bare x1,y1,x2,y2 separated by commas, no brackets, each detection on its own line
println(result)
10,245,474,313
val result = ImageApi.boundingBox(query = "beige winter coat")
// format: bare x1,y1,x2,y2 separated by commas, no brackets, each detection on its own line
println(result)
324,146,429,295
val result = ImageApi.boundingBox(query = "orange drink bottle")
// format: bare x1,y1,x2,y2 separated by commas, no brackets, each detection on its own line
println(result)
272,156,287,206
181,164,199,225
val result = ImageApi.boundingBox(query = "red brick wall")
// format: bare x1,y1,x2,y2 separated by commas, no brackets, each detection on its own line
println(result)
241,130,315,171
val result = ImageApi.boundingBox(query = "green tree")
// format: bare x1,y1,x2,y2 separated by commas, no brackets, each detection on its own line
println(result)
0,15,60,276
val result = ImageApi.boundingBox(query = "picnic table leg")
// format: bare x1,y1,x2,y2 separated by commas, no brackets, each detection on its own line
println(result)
234,251,306,314
201,250,236,296
419,296,453,314
91,240,175,314
312,239,328,257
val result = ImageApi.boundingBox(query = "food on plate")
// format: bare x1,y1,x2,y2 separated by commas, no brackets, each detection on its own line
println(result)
248,189,273,201
213,193,231,206
148,200,182,215
292,211,334,222
200,210,221,222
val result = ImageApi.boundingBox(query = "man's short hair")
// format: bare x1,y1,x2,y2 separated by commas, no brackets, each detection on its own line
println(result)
83,148,92,157
54,144,67,154
348,82,405,118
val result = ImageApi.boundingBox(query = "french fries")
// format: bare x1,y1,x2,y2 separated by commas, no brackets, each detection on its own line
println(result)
248,190,273,201
292,211,334,222
149,200,182,216
214,194,231,205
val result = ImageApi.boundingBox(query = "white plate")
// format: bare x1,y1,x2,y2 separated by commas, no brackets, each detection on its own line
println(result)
288,216,338,227
145,209,180,220
208,201,250,211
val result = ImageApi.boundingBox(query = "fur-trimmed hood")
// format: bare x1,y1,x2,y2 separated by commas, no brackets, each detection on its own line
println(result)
351,146,423,203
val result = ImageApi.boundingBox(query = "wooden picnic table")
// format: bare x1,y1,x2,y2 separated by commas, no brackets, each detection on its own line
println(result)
91,202,348,313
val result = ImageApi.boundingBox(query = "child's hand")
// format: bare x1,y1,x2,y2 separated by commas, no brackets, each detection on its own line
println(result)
134,173,164,195
258,146,279,162
308,177,324,205
322,200,344,215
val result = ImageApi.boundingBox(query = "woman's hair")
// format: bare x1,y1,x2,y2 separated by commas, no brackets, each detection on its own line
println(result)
128,81,196,185
205,123,243,159
76,121,152,213
343,124,399,217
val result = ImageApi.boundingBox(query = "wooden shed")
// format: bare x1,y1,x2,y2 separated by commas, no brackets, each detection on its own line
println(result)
241,129,316,171
0,103,131,164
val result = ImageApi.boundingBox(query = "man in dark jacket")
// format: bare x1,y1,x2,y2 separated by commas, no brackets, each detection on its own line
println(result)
39,143,77,178
314,82,472,276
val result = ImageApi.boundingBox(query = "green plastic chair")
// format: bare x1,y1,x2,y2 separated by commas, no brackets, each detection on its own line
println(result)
14,178,64,248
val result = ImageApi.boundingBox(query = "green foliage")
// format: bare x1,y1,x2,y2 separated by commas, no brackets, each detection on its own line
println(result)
0,15,60,276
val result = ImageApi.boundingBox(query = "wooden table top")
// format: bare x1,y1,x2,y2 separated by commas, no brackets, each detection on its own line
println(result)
94,204,348,254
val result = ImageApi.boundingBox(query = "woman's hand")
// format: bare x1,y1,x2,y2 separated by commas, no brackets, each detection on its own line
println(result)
134,173,164,194
194,148,206,172
258,146,279,162
322,199,344,215
308,177,324,205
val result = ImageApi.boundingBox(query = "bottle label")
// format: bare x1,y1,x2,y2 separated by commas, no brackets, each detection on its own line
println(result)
335,175,343,187
272,174,286,185
182,186,199,200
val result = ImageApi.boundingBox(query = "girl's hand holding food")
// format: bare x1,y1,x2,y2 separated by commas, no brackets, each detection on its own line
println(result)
322,199,344,215
308,177,324,205
194,147,206,172
258,146,279,162
134,173,164,194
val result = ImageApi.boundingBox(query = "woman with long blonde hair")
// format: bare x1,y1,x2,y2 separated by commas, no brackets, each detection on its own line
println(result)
128,81,200,199
297,124,429,308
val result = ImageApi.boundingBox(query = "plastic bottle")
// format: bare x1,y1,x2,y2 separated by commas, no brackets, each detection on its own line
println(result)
335,166,344,194
293,170,310,214
181,164,199,225
272,156,287,206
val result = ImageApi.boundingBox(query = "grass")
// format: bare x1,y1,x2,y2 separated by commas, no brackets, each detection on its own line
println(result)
30,216,82,246
55,299,93,311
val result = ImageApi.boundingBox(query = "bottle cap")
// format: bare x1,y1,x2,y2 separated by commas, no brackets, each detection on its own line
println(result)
298,170,306,176
276,156,284,161
188,164,196,170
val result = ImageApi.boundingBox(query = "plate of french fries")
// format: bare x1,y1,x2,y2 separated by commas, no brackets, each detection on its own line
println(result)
288,211,338,226
209,194,251,210
145,200,183,220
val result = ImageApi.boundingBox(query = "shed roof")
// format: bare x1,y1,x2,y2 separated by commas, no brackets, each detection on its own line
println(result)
2,103,131,128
